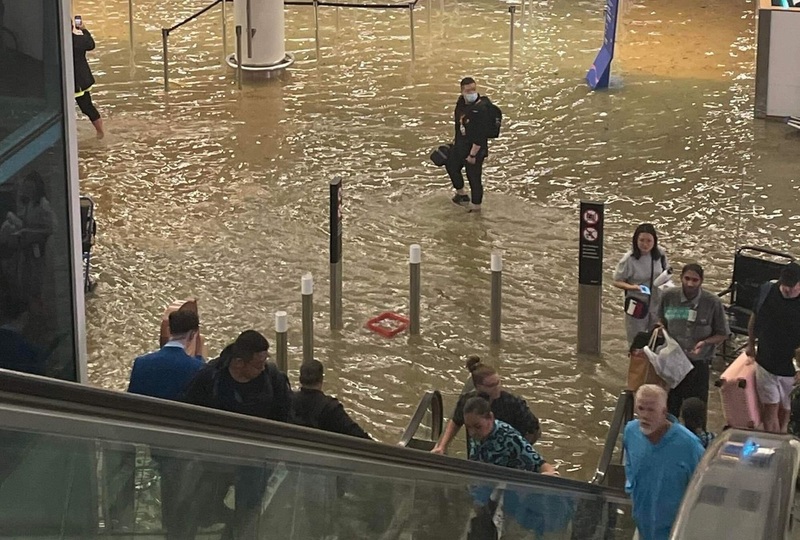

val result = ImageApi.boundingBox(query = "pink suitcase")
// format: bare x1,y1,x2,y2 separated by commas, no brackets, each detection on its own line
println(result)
717,352,762,429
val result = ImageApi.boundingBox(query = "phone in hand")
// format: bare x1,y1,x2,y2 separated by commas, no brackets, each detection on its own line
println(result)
75,15,82,28
638,284,651,295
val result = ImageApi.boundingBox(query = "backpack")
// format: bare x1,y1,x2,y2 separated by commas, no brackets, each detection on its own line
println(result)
479,99,503,139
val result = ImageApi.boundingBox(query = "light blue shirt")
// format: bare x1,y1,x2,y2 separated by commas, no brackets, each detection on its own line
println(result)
624,416,705,540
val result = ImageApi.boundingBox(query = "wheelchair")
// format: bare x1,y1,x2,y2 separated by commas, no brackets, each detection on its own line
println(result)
717,245,795,362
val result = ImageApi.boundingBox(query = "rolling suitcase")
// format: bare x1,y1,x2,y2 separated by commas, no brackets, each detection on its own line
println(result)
716,352,762,429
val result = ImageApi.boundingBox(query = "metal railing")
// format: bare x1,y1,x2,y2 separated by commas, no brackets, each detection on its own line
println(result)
398,390,444,451
591,390,634,488
161,0,225,92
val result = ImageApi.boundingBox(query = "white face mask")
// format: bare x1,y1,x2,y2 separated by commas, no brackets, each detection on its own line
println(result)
464,92,478,104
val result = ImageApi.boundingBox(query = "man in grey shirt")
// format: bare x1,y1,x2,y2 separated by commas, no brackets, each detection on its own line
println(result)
659,263,730,418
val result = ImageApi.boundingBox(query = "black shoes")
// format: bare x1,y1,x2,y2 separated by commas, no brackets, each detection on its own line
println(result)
452,194,470,206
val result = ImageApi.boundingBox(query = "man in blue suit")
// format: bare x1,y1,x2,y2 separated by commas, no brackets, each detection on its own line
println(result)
108,310,205,532
128,309,204,399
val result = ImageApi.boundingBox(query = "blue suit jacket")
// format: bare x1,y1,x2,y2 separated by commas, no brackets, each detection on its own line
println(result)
128,345,204,401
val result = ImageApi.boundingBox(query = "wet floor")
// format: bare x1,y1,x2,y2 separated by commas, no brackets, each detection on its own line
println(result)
74,0,800,478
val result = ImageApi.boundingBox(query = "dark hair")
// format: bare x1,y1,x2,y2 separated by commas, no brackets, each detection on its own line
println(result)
681,263,704,280
631,223,662,260
231,330,269,360
22,171,46,205
460,77,476,89
300,359,324,386
466,358,497,387
168,309,199,336
779,262,800,287
680,397,707,432
463,396,492,417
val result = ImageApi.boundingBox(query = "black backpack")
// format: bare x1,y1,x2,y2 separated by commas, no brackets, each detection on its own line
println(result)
480,98,502,139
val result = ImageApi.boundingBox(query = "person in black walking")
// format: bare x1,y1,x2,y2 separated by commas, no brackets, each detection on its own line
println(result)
446,77,491,213
72,17,104,138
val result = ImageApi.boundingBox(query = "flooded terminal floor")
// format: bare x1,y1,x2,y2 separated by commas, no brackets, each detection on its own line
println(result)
74,0,800,477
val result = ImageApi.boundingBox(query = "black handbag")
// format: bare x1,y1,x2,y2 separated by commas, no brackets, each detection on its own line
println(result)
430,144,451,167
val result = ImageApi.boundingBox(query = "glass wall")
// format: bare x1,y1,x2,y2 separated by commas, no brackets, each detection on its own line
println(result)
0,0,84,381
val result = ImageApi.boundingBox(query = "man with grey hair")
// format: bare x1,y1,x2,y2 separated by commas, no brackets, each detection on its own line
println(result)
624,384,704,540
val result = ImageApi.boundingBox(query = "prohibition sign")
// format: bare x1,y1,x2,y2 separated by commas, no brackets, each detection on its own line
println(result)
583,209,599,226
583,227,599,242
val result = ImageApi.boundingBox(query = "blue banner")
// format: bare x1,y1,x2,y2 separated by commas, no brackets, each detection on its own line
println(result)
586,0,620,90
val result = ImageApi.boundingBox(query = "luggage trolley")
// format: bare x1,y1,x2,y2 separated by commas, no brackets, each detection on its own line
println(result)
79,196,97,292
716,246,795,362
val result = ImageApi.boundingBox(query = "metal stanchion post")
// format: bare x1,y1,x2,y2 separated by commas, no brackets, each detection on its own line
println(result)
409,244,421,335
302,274,314,363
235,25,243,89
508,5,516,71
128,0,135,56
162,29,169,92
336,6,340,32
314,0,321,60
330,177,343,331
427,0,431,27
409,4,416,61
222,0,227,62
490,251,502,344
275,311,288,373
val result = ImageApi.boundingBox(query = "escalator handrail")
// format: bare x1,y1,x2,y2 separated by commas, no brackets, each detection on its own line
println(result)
591,390,634,485
397,389,443,448
0,369,629,503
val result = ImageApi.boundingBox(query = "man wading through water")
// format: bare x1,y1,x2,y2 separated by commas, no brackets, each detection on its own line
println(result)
447,77,492,213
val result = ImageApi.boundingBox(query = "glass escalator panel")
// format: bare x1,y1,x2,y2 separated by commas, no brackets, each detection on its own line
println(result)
0,371,633,539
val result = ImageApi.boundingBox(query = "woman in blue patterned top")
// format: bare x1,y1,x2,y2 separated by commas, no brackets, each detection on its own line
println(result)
463,396,557,474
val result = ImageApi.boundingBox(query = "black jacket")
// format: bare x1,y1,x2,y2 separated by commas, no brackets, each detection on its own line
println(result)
453,94,491,151
72,29,96,92
291,387,371,439
183,347,292,422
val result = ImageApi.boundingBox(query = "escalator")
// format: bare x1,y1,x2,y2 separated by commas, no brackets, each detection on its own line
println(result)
0,369,633,539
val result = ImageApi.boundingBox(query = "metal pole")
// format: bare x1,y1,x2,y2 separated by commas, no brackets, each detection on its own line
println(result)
246,0,253,58
409,244,421,335
314,0,321,60
302,274,314,364
235,25,243,90
275,311,289,373
128,0,134,56
409,4,416,61
508,5,516,71
427,0,431,27
490,251,502,344
222,0,227,62
330,177,343,331
162,29,169,92
336,6,340,32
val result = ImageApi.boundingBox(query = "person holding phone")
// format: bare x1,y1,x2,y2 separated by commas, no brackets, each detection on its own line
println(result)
613,223,669,346
72,16,104,138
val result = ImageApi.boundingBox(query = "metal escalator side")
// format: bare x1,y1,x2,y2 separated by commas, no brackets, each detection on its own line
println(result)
670,429,800,540
592,390,635,490
0,369,633,539
397,389,443,451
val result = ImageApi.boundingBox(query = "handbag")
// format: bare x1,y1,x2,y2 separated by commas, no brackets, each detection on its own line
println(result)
430,144,451,167
626,329,666,391
643,329,694,389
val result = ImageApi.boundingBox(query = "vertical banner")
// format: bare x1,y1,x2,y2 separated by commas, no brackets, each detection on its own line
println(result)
586,0,620,90
577,201,605,354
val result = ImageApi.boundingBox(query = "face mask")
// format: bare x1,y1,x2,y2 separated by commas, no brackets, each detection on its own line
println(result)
464,92,478,104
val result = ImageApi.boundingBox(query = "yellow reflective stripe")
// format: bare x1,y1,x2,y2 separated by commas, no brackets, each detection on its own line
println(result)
74,85,93,98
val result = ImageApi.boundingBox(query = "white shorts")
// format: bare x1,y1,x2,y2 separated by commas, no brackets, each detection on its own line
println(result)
755,365,795,409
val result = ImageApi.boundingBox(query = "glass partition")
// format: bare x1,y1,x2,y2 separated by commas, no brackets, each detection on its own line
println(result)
0,386,635,539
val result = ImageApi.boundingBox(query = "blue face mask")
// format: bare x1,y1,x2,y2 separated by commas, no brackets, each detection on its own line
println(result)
464,92,478,104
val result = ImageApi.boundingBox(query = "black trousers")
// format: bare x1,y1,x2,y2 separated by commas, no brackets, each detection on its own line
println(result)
76,92,100,122
667,359,710,421
446,145,485,205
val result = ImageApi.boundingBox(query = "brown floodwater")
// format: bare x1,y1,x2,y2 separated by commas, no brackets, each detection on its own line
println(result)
73,0,800,479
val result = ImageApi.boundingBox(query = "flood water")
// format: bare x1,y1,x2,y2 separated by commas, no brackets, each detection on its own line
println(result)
74,0,800,479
